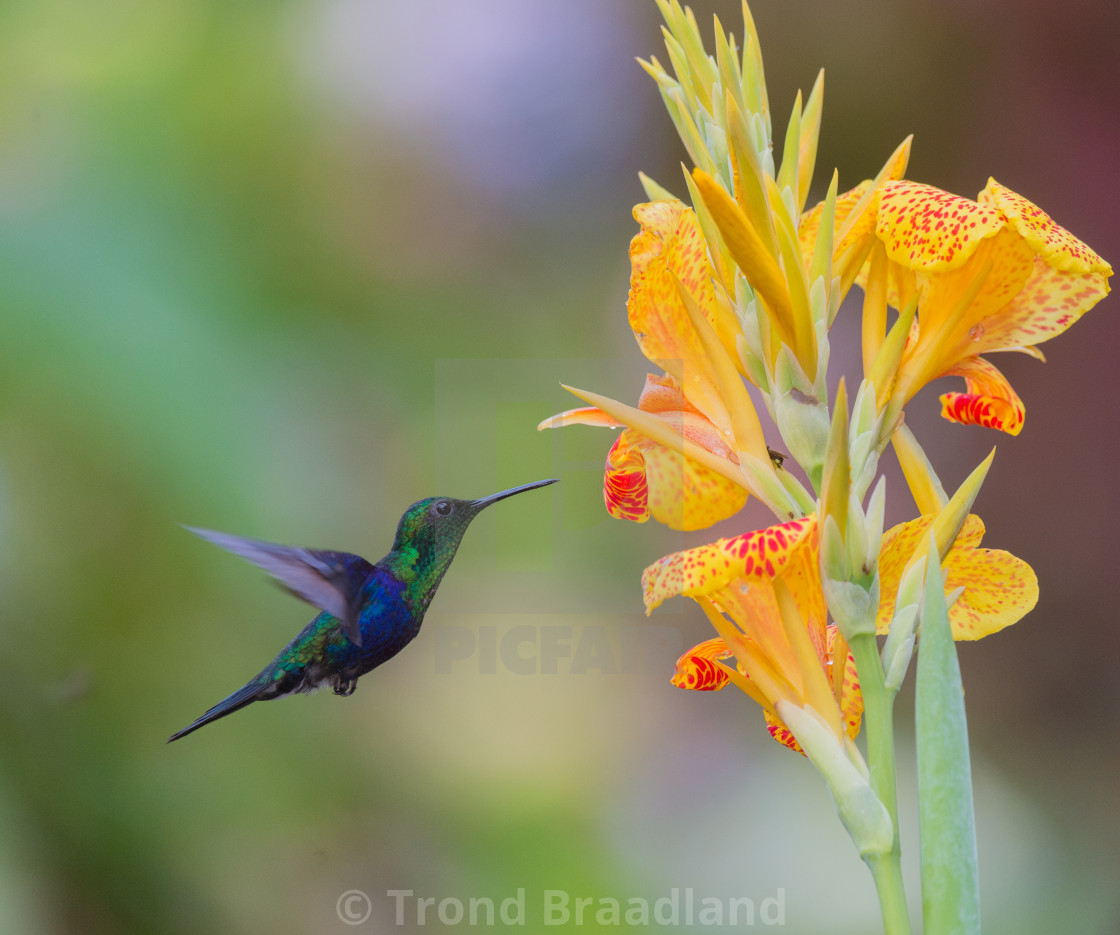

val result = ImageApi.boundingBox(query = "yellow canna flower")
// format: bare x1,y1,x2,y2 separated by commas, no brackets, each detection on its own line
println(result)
539,198,799,529
626,199,770,465
628,200,747,406
649,511,1037,751
643,516,861,754
805,178,1112,435
539,373,748,531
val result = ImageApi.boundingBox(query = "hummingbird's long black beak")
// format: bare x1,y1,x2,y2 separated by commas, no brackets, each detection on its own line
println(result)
471,478,558,510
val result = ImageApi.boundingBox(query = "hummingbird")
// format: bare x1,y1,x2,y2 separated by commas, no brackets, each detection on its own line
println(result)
168,479,557,742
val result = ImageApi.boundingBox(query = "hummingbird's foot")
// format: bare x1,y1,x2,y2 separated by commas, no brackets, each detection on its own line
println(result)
333,678,357,697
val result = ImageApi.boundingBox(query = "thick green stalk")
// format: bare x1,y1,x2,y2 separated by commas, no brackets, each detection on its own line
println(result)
851,633,911,935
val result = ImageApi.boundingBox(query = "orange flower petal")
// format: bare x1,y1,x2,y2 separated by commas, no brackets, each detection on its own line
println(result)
757,628,861,756
636,371,704,417
715,575,803,687
876,181,1004,272
671,638,735,691
634,375,736,459
536,406,621,430
981,179,1112,276
939,356,1025,435
642,516,816,611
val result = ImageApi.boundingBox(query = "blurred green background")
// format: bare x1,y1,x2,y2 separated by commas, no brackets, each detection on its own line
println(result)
1,1,1117,932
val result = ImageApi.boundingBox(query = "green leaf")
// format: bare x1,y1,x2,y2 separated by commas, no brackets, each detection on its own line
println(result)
915,535,981,934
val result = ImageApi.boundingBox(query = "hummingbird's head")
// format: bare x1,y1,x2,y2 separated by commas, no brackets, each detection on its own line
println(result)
389,480,557,581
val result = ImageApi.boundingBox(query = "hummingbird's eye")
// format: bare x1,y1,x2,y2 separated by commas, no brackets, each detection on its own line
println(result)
434,500,453,517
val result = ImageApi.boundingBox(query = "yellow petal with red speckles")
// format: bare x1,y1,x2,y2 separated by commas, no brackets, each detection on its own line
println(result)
628,202,732,431
671,638,735,691
877,514,977,632
642,516,815,611
981,179,1113,276
828,625,863,741
632,203,721,320
876,181,1003,272
640,440,749,531
909,228,1036,366
629,200,684,272
971,256,1111,352
939,356,1025,435
941,543,1038,640
765,713,805,755
602,410,747,531
876,514,1034,639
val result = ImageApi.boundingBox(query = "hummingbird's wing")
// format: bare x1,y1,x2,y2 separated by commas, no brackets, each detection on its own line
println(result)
184,526,373,647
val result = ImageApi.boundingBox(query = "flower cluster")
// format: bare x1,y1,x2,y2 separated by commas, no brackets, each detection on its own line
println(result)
539,3,1109,928
541,0,1108,752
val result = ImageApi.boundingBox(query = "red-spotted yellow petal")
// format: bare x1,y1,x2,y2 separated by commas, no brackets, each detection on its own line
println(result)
891,226,1035,420
940,542,1038,640
910,227,1036,359
939,356,1025,435
828,625,863,741
801,136,912,276
876,181,1003,272
629,200,686,271
877,514,1037,639
628,202,733,432
765,713,805,755
971,256,1111,353
640,437,748,531
981,179,1112,276
604,420,748,531
642,516,816,611
877,515,979,628
671,637,735,691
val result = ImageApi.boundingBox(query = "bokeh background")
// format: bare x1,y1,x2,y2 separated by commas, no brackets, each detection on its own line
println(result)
1,1,1118,932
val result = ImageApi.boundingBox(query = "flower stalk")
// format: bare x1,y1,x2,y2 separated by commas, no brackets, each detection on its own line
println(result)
542,1,1109,930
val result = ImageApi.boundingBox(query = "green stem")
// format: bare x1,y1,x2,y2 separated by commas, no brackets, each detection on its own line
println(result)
867,852,911,935
850,633,911,935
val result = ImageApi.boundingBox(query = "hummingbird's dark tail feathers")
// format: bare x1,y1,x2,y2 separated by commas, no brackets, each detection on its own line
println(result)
167,681,271,742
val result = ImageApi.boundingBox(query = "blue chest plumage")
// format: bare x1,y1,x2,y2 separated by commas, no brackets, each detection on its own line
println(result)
267,568,421,691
